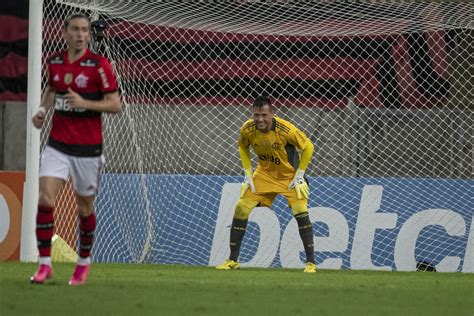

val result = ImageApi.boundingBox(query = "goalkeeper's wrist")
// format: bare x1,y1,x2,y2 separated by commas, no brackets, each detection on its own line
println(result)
244,168,253,177
295,169,305,178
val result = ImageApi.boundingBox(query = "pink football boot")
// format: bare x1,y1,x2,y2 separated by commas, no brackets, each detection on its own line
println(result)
68,264,90,286
30,264,53,284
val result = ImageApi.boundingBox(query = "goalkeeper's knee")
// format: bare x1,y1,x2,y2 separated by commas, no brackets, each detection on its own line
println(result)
291,203,307,216
233,199,256,220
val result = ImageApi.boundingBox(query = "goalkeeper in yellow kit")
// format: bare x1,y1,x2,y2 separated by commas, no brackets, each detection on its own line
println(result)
216,96,316,273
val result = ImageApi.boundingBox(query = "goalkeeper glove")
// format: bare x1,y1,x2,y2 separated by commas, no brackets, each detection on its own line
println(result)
288,169,309,199
240,168,256,197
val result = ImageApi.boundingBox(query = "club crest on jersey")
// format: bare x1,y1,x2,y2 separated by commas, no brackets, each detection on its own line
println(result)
272,142,282,150
64,73,73,85
75,73,89,88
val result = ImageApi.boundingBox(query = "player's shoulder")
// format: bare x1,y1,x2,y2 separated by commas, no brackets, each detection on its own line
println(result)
240,119,256,133
81,49,110,67
274,117,296,134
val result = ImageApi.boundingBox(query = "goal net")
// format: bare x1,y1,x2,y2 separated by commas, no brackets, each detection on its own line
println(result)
40,0,473,272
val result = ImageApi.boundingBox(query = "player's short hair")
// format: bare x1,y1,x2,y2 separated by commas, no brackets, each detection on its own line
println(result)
64,13,91,30
253,96,272,110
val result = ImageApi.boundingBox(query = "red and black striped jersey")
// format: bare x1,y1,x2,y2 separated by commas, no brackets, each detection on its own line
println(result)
47,48,118,156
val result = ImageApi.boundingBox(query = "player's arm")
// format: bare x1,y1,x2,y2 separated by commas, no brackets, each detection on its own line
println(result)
288,135,314,199
65,88,121,113
239,145,252,170
298,141,314,171
32,85,55,129
239,144,256,197
238,125,256,197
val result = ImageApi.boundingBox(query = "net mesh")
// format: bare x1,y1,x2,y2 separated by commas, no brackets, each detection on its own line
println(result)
41,0,472,271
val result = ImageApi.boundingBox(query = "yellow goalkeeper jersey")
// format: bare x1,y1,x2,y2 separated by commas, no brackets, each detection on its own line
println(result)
238,117,311,182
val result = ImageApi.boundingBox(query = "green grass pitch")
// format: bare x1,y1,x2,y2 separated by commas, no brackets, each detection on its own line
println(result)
1,262,473,315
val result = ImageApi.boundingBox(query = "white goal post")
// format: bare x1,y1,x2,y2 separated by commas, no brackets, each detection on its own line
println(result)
23,0,473,272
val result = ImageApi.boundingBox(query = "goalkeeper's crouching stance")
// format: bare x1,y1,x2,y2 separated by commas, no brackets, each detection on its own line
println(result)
216,96,316,273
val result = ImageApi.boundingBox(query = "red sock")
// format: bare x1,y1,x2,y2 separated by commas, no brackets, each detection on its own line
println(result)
79,213,96,258
36,205,54,257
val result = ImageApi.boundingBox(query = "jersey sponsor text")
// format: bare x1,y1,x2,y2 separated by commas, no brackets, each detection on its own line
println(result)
54,96,86,112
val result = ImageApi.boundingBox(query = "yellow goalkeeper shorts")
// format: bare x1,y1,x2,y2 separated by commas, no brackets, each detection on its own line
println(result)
234,169,309,219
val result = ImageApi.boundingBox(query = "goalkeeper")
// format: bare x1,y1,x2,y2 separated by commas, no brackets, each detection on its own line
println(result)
217,96,316,273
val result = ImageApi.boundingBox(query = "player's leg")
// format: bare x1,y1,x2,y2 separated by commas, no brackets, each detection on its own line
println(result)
69,194,95,285
216,196,258,270
216,192,275,270
286,192,316,273
31,146,68,284
294,211,316,273
229,198,257,261
68,155,104,285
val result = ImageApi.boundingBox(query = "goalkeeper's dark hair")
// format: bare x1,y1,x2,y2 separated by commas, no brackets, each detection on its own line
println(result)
253,96,272,110
64,13,91,30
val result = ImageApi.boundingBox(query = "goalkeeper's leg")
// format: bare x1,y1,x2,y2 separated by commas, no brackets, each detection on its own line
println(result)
216,196,260,270
294,212,315,261
291,199,316,273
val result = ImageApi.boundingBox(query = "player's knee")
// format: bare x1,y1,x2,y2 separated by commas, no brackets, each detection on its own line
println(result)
233,200,254,220
76,195,95,217
291,204,307,216
38,191,56,208
77,206,94,218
